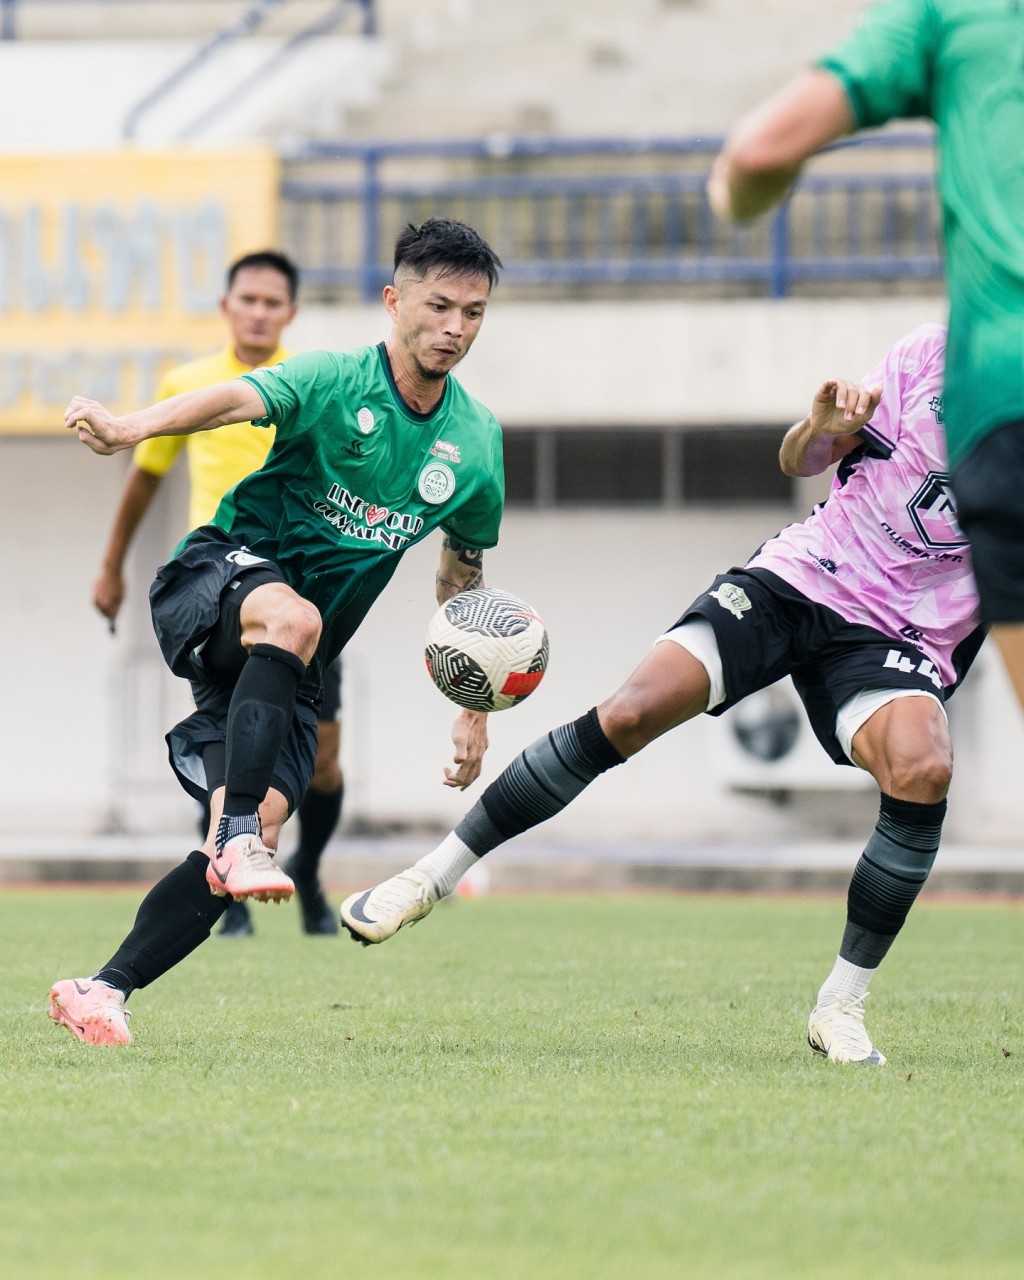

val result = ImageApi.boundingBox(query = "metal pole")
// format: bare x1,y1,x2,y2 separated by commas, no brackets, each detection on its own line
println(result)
1,0,17,42
769,202,790,299
360,149,382,303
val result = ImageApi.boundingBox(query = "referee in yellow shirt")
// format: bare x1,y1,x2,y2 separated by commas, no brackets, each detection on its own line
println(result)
93,251,343,937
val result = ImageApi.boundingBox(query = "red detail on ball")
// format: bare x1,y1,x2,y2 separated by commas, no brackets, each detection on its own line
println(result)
500,670,544,697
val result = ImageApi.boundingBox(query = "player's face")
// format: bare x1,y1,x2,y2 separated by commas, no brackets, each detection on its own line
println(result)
387,269,490,381
220,266,297,360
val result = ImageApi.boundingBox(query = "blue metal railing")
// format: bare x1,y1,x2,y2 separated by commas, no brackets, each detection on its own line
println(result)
281,133,941,301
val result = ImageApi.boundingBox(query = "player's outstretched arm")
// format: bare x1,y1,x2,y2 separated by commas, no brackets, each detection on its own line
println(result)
780,378,881,477
92,464,162,626
65,381,268,456
708,69,855,221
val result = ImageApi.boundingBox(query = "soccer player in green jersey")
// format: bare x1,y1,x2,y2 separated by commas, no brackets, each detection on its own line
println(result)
49,219,504,1047
707,0,1024,716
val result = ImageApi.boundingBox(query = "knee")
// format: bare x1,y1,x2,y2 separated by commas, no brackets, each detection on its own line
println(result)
291,601,322,661
261,599,321,665
888,749,953,803
598,688,658,757
311,754,343,792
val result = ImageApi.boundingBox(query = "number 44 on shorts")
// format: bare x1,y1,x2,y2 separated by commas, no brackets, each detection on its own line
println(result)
883,649,942,690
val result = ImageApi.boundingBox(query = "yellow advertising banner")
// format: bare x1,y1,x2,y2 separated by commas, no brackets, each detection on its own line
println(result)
0,148,280,434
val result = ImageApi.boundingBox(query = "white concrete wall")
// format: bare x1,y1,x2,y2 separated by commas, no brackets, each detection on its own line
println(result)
0,38,394,147
8,296,1024,847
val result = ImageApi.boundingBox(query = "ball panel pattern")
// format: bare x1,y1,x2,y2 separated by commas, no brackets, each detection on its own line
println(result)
425,588,549,712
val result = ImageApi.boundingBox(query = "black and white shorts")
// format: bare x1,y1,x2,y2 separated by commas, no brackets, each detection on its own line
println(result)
952,420,1024,624
661,568,953,765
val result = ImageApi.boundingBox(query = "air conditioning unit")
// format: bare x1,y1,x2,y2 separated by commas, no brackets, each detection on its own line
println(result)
712,677,873,792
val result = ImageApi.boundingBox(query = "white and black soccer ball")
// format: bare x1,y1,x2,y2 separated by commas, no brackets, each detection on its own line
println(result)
425,588,549,713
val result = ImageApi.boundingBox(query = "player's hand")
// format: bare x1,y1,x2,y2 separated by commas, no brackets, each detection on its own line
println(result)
808,378,881,437
92,566,125,624
64,397,136,455
444,709,489,789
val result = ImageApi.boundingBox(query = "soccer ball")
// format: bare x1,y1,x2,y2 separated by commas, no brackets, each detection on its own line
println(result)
425,588,549,712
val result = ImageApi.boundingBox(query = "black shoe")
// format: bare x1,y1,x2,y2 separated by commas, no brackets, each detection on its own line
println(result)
284,857,339,935
218,899,255,937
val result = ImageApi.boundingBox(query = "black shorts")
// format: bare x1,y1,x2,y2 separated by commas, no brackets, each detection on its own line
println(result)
952,421,1024,624
166,684,319,815
320,655,344,722
674,568,957,765
150,527,328,810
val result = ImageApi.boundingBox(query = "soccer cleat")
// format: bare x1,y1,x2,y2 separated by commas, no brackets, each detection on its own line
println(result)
206,835,295,903
284,857,338,935
217,898,255,937
340,868,437,945
808,994,886,1066
48,978,132,1047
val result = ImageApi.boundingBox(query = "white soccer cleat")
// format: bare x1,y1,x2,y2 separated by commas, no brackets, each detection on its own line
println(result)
340,868,437,945
808,994,886,1066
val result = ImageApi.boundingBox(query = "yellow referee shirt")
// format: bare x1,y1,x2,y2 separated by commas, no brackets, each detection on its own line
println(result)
132,345,290,531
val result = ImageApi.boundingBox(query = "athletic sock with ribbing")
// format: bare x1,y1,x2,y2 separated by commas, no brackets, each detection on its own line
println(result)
416,709,625,894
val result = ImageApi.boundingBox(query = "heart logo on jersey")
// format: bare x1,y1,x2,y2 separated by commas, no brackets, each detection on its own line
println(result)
365,504,389,526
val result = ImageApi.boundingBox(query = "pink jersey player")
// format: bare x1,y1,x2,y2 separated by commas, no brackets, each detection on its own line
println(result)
747,323,979,690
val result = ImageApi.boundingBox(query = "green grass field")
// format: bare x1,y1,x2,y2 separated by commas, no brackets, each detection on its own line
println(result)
2,887,1022,1279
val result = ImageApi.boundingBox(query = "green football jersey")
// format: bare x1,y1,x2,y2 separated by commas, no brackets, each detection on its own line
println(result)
206,342,504,676
819,0,1024,469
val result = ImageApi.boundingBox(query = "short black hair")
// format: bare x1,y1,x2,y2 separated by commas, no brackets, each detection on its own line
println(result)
226,251,300,301
393,219,502,290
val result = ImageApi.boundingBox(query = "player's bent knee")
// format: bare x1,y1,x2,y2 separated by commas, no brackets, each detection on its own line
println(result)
888,750,953,802
598,691,663,755
311,756,343,792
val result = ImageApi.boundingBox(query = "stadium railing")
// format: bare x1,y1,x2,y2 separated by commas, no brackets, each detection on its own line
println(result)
280,133,941,302
0,0,377,43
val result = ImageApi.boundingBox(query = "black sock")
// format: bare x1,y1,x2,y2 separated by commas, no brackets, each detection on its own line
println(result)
841,792,947,968
291,782,344,878
456,708,625,855
93,851,228,995
223,643,305,816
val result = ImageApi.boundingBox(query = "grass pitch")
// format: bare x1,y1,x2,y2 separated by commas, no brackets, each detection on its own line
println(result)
2,888,1022,1279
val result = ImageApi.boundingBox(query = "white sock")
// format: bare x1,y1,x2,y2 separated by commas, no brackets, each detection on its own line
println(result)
815,955,876,1009
414,832,481,898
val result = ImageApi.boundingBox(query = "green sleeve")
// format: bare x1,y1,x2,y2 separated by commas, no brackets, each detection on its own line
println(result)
239,351,336,436
818,0,940,128
443,431,505,550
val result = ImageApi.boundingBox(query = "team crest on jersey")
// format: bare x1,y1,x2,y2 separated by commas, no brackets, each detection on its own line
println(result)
928,394,944,425
710,582,752,619
907,471,968,551
356,407,375,434
418,461,456,504
430,439,461,463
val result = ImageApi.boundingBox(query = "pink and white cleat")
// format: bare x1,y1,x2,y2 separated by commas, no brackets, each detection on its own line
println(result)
48,978,132,1047
206,835,295,903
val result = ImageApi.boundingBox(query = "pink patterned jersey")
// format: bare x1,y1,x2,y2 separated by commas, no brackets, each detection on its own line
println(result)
746,323,981,690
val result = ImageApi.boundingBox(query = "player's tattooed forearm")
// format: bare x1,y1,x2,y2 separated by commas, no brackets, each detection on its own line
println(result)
441,534,484,571
435,568,483,597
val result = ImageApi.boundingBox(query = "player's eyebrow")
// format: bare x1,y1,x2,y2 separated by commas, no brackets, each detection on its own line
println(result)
427,290,488,309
